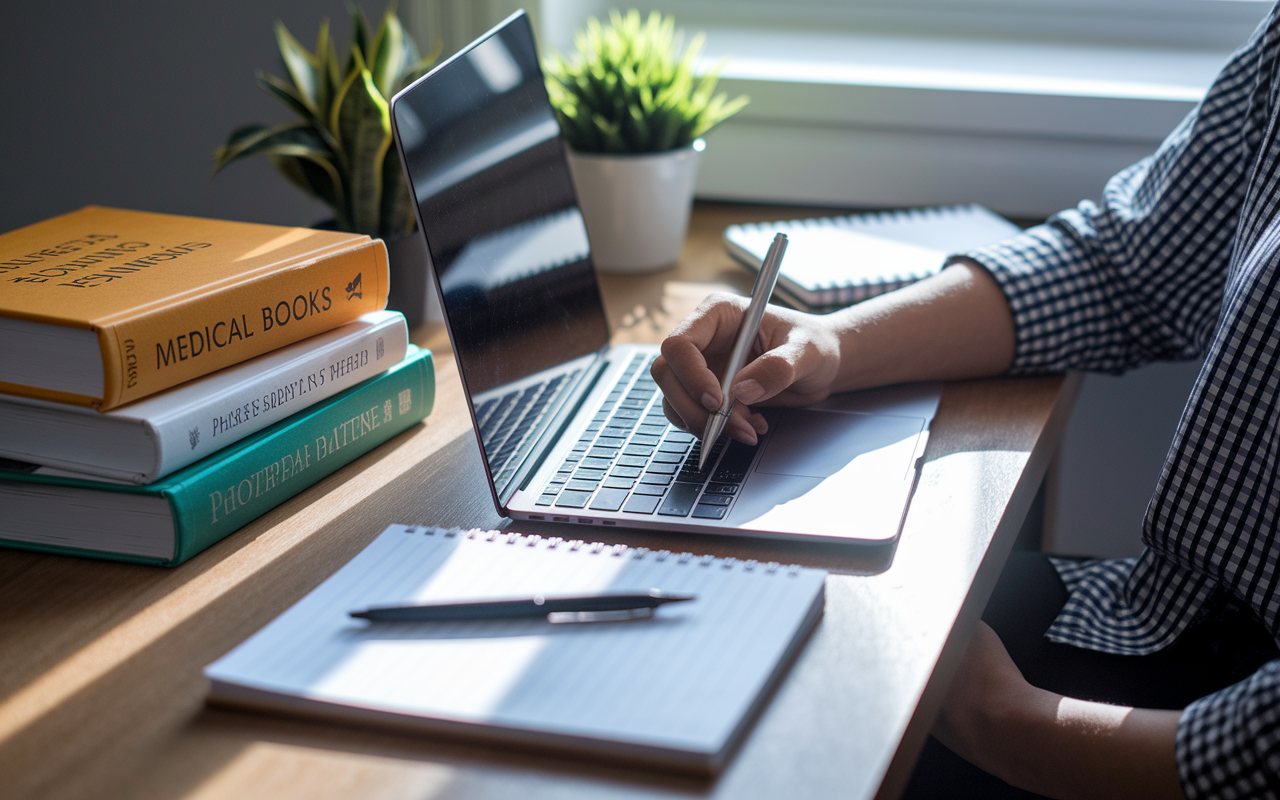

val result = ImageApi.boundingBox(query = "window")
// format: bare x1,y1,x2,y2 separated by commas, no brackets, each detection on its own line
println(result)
418,0,1274,215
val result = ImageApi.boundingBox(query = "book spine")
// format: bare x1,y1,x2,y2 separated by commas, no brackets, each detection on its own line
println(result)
99,240,389,408
163,349,433,565
149,315,409,482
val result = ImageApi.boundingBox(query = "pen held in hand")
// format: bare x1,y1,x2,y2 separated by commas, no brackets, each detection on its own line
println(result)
349,589,696,622
699,232,789,470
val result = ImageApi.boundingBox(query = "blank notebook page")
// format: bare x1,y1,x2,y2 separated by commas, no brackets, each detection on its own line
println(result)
206,525,827,770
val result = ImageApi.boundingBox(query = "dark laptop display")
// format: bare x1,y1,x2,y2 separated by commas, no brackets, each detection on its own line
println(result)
392,15,609,397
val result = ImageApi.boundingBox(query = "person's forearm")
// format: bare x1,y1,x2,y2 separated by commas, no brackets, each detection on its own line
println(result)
826,261,1017,393
975,685,1184,800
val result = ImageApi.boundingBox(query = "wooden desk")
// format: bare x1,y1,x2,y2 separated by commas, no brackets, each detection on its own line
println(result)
0,203,1079,800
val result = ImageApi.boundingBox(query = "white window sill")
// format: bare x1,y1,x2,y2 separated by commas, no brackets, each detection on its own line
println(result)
691,28,1236,216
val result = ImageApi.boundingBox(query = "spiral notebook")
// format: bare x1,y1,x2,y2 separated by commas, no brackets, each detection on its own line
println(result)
205,524,827,773
724,204,1022,311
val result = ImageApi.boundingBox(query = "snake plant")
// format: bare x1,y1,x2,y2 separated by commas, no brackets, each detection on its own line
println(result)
543,10,748,154
212,4,438,237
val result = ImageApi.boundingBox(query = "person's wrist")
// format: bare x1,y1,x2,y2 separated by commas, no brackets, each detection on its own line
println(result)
983,683,1062,791
825,305,874,393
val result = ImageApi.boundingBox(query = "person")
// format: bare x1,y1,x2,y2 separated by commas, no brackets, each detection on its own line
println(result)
651,6,1280,798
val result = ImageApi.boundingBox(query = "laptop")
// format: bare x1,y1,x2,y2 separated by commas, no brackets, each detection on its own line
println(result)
390,12,941,543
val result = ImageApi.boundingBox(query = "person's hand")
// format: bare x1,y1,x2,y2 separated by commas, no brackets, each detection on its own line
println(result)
650,293,841,444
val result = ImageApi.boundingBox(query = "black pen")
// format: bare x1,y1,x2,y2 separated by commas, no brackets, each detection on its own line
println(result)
349,589,696,622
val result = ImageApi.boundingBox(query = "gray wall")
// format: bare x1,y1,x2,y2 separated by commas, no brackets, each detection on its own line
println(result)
1051,361,1202,558
2,1,1196,559
0,0,409,234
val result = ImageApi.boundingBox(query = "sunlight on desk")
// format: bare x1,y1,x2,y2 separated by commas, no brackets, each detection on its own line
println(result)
605,279,737,345
184,742,452,800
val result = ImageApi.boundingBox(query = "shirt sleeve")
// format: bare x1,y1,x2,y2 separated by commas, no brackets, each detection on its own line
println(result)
1178,659,1280,800
959,11,1278,374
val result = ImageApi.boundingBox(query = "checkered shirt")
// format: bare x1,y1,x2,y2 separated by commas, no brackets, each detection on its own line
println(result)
962,7,1280,796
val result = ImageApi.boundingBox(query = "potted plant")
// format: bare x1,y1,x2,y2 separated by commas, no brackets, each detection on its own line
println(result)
211,4,440,325
544,10,748,273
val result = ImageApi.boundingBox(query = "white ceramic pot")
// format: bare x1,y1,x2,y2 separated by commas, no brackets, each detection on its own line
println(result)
566,140,703,274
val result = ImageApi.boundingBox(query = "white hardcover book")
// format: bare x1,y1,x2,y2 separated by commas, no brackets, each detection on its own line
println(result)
724,204,1022,311
0,310,408,484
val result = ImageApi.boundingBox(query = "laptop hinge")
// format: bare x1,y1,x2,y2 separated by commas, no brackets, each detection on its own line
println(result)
497,346,613,505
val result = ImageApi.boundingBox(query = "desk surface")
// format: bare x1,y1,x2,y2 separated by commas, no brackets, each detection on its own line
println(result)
0,203,1078,800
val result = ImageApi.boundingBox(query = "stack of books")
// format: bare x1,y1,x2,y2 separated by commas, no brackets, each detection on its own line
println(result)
0,207,436,566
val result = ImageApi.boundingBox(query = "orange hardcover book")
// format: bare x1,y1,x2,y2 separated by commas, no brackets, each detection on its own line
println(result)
0,207,388,409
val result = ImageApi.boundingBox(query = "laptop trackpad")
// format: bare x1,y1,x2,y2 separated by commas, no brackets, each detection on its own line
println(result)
756,409,923,479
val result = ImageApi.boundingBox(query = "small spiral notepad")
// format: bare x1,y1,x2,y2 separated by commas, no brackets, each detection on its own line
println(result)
724,204,1022,311
205,524,827,773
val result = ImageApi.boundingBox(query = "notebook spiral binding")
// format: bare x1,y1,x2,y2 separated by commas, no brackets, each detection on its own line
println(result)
399,525,804,575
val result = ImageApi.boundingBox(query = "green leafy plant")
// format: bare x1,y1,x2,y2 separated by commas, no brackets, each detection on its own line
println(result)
543,10,748,154
212,4,439,237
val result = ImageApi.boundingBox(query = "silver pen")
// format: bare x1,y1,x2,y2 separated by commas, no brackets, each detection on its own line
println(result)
698,232,789,471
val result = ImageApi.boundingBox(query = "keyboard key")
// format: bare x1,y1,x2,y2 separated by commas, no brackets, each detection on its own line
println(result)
573,467,605,481
581,457,612,470
658,483,701,516
624,445,654,457
631,483,666,496
588,447,618,459
555,491,592,508
704,483,739,495
640,472,673,485
659,440,690,453
699,493,732,506
630,434,661,446
652,451,684,464
566,479,599,492
637,423,667,436
536,493,558,506
589,488,629,512
645,462,678,475
610,466,642,478
595,436,626,448
665,431,695,443
603,476,635,489
692,503,728,519
623,494,662,514
612,408,642,420
618,455,649,467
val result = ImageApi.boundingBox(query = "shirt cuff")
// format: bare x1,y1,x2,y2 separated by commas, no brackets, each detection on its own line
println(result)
1177,660,1280,799
952,214,1137,375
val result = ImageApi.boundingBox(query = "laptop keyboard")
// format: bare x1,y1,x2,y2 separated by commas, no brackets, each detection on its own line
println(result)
533,354,758,520
477,370,581,489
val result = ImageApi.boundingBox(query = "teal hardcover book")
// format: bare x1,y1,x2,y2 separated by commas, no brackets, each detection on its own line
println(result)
0,346,434,566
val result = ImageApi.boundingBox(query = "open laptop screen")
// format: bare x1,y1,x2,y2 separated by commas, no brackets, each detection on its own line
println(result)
391,14,610,396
